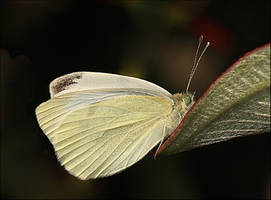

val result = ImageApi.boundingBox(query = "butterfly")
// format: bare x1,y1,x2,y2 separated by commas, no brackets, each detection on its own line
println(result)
35,36,209,180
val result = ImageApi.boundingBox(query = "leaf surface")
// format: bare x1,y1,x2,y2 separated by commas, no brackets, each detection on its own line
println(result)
160,44,270,155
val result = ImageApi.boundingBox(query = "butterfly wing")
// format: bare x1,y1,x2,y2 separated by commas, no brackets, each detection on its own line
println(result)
49,71,171,98
36,89,173,179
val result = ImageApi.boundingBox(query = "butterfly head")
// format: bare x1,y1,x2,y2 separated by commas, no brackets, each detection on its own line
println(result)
172,92,194,118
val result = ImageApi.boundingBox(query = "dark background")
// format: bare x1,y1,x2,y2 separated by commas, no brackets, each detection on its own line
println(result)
1,0,270,199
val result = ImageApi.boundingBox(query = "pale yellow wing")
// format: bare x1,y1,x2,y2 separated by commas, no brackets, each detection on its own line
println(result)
36,90,172,179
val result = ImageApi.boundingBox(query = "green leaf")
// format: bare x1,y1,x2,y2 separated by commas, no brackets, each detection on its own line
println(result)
160,44,270,155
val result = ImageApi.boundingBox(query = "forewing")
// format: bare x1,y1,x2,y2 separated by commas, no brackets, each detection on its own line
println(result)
36,91,172,179
49,71,171,98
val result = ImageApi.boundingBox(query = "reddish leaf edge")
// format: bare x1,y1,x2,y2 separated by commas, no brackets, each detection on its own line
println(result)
156,43,271,156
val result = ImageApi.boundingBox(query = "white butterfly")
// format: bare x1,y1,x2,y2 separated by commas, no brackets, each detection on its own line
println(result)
35,37,209,180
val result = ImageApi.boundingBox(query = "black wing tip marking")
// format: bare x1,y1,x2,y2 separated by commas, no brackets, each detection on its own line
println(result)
51,72,83,96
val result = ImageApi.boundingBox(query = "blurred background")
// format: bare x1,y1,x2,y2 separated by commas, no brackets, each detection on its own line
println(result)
1,0,270,199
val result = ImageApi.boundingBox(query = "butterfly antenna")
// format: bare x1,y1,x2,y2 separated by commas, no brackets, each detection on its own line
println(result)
186,35,210,92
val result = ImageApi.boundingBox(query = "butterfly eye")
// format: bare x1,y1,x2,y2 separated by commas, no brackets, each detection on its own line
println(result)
182,94,192,105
